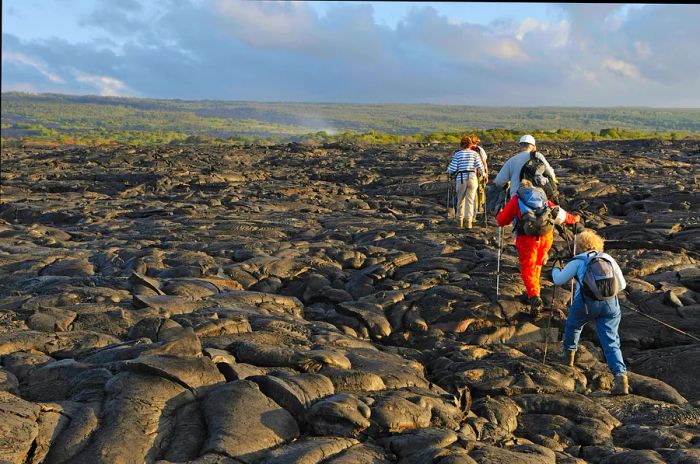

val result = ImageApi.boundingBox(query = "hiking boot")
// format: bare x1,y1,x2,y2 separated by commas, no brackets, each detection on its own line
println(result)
611,374,629,395
561,350,575,367
466,220,473,230
530,296,543,318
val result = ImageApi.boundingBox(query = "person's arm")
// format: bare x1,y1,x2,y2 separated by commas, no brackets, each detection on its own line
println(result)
473,151,485,174
496,196,518,226
548,201,579,225
494,159,510,187
447,153,458,174
552,259,582,286
562,210,579,225
478,147,489,175
539,153,557,182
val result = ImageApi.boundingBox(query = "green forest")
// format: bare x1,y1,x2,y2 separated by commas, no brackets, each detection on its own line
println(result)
2,92,699,146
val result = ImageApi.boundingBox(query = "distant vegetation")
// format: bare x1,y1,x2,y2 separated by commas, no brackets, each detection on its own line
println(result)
2,92,699,146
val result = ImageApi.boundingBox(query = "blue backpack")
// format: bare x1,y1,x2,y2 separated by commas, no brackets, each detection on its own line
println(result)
516,187,555,236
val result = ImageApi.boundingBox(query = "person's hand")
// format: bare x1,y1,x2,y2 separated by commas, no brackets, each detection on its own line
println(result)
550,258,563,273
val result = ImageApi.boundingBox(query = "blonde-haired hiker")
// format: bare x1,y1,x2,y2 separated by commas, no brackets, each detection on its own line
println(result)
447,136,485,229
552,229,629,395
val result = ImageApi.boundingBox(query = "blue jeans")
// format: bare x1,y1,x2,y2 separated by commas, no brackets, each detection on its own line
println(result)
563,293,627,375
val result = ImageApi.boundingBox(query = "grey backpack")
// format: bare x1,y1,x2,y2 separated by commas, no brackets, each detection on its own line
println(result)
576,252,621,300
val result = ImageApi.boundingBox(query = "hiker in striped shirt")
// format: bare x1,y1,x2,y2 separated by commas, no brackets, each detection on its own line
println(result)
447,136,486,229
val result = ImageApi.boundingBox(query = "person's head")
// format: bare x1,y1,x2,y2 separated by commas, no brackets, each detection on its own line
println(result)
470,135,481,146
576,229,605,253
519,134,536,153
460,135,471,149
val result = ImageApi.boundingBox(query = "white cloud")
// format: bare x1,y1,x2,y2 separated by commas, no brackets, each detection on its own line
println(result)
488,38,527,61
514,18,569,47
603,59,642,80
2,50,64,83
213,0,317,50
567,63,598,84
72,70,134,96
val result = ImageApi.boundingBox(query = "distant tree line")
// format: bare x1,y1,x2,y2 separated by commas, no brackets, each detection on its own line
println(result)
1,92,698,147
1,125,695,148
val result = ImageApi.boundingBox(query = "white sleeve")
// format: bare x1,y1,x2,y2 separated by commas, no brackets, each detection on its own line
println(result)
494,159,511,187
553,206,568,225
540,154,557,181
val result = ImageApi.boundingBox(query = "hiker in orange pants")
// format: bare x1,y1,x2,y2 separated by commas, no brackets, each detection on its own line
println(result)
516,233,553,300
496,179,579,315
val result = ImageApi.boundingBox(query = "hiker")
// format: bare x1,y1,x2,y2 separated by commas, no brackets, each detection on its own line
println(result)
494,134,558,200
496,179,580,315
469,135,488,176
447,136,486,229
469,135,489,221
552,229,629,395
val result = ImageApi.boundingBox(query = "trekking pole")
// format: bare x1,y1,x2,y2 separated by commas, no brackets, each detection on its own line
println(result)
496,226,503,297
446,174,451,220
622,299,700,341
542,276,558,364
482,179,488,227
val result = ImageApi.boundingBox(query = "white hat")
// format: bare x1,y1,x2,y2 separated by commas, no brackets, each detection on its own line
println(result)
519,134,536,146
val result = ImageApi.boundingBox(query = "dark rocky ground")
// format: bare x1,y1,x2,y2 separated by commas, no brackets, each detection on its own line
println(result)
0,139,699,464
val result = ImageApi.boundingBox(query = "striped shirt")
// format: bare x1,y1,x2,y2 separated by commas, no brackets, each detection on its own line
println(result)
447,149,485,176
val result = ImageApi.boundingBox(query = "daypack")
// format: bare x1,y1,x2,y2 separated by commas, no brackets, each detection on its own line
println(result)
516,187,555,236
519,151,559,202
486,183,507,216
575,252,621,301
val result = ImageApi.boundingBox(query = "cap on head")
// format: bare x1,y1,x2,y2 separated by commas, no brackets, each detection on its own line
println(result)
519,134,536,146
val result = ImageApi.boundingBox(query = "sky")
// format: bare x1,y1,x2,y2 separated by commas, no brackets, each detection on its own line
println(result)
2,1,699,107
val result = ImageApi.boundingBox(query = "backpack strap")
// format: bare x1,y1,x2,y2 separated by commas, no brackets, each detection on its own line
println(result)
571,251,598,284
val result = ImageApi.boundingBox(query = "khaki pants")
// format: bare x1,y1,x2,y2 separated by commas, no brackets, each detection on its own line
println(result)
455,173,479,223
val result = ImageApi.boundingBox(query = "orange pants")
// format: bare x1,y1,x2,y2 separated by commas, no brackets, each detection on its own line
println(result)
515,232,554,298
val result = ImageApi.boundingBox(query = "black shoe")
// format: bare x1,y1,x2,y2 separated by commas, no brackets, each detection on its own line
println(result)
530,296,543,318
